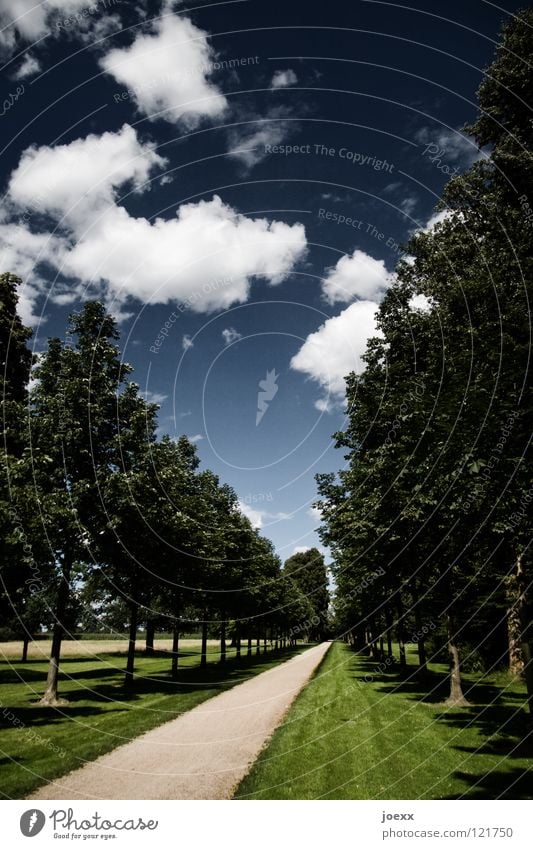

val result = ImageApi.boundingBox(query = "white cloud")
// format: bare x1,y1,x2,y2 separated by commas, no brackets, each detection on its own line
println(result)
13,52,41,78
400,196,417,216
409,293,432,312
292,545,311,554
322,249,392,304
0,222,64,324
227,107,296,170
188,433,204,443
99,14,227,126
238,500,292,529
2,126,308,319
221,327,242,346
270,69,298,89
239,500,263,529
62,197,306,312
9,123,164,225
142,390,168,405
291,300,381,408
0,0,113,57
182,334,194,350
422,209,453,232
416,127,484,166
307,505,323,521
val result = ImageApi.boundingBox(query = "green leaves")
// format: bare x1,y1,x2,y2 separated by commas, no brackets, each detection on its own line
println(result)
316,13,533,666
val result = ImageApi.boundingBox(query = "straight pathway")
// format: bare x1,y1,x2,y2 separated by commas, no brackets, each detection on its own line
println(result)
29,641,331,800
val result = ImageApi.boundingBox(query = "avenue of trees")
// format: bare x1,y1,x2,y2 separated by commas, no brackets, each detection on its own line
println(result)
316,12,532,712
0,280,329,705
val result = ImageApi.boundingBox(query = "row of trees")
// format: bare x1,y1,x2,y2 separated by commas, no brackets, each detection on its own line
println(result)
316,12,532,712
0,280,329,705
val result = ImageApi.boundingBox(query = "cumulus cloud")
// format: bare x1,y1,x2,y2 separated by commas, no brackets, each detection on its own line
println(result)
238,500,292,529
239,500,263,529
291,300,381,409
227,107,297,170
0,0,117,58
292,203,453,410
188,433,204,443
99,14,227,126
409,293,432,312
221,327,242,346
422,209,453,232
400,196,417,217
141,390,168,405
322,249,392,304
9,124,164,224
0,223,65,324
270,69,298,89
416,127,485,167
13,52,41,78
1,126,307,319
182,334,194,350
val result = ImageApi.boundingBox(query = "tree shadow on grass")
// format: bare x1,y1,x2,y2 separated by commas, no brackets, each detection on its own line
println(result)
0,705,125,729
86,646,303,703
350,653,451,703
351,649,529,718
353,653,526,719
1,646,303,715
349,650,533,799
435,701,530,740
444,766,533,799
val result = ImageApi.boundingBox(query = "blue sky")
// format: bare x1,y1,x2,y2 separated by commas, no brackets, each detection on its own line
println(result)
0,0,522,562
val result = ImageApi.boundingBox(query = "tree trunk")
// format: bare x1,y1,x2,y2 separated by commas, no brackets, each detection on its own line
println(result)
124,601,138,685
200,617,208,668
263,632,267,653
514,552,533,717
171,623,180,679
145,619,155,655
369,620,380,660
247,635,252,657
446,614,470,706
256,635,260,655
21,635,29,663
220,619,226,664
385,605,394,659
38,556,72,706
506,570,524,676
236,627,241,659
396,598,407,668
414,603,427,674
385,608,393,659
417,636,427,673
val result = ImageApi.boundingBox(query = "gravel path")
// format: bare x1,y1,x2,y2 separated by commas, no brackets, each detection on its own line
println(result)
29,641,331,800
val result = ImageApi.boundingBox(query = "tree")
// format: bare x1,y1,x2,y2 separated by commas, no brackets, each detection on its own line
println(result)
0,273,41,657
316,10,533,710
283,548,329,640
29,302,139,704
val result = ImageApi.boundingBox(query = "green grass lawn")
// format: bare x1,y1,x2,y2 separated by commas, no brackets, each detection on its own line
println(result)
236,641,533,800
0,641,309,799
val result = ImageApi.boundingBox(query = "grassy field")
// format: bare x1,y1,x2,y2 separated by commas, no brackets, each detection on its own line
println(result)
236,641,533,800
0,638,217,661
0,640,309,799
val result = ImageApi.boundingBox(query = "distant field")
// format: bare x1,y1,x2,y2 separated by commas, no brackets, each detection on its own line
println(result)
0,638,218,661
